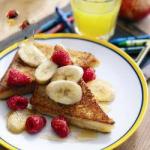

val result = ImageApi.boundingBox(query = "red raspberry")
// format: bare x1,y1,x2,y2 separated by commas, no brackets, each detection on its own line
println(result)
56,115,68,122
7,96,29,110
82,67,96,82
20,20,30,30
51,45,72,66
25,115,46,134
7,69,31,86
7,10,18,19
51,116,70,138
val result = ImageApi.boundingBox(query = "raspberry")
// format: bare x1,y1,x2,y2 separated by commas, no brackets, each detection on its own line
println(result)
7,69,31,86
51,116,70,138
82,67,96,82
57,115,68,122
20,20,30,30
25,115,46,134
7,96,28,110
7,10,18,19
51,45,72,67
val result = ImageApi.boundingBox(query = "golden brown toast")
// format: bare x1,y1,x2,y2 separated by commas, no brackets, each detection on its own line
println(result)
30,80,114,132
0,42,99,99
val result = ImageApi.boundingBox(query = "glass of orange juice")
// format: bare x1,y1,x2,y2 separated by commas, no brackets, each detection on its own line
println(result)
71,0,122,40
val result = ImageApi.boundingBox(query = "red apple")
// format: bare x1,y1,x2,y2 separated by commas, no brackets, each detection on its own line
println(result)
119,0,150,21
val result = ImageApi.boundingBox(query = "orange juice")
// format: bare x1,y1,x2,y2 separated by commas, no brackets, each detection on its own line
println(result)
71,0,122,39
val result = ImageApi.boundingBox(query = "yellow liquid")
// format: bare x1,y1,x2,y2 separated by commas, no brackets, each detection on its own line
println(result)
71,0,121,39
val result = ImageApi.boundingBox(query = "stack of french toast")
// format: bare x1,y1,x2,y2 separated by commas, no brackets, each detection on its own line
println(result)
0,40,115,133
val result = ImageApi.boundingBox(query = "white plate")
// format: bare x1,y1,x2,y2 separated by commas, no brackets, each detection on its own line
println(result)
0,34,148,150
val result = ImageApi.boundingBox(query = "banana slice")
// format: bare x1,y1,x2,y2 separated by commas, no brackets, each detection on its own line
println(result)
87,79,115,102
98,102,110,113
7,109,31,134
46,80,82,105
51,65,83,82
35,60,58,84
18,42,46,67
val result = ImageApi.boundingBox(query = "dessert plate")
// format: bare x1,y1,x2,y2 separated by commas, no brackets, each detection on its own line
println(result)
0,34,148,150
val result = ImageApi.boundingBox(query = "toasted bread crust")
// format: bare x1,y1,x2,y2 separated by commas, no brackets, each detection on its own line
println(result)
69,49,99,68
31,80,114,125
0,42,99,99
32,104,114,132
0,53,35,99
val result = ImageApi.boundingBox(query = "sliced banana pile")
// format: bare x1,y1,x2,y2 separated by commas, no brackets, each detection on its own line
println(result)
7,109,32,133
45,64,83,105
18,42,115,106
18,42,83,105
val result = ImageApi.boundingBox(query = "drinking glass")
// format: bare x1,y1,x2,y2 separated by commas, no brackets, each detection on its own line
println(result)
71,0,122,40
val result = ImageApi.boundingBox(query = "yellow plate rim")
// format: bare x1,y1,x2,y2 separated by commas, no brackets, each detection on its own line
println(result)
0,33,148,150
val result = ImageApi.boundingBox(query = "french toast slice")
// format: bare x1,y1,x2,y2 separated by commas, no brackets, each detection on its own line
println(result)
0,42,99,99
30,80,114,132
